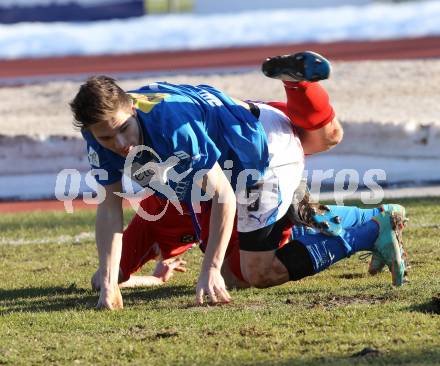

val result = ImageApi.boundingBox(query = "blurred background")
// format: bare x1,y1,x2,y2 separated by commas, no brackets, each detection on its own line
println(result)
0,0,439,203
0,1,415,23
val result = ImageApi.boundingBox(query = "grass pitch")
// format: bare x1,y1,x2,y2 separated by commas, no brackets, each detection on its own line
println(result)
1,198,440,365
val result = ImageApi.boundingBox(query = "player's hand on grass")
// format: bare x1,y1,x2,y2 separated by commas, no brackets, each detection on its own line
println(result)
153,257,187,282
196,267,231,305
97,285,123,310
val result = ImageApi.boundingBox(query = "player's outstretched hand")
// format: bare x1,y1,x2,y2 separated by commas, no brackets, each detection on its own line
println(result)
97,285,123,310
196,267,231,305
153,257,188,282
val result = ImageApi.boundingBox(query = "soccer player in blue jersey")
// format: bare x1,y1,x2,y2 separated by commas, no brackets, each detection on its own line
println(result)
71,51,407,310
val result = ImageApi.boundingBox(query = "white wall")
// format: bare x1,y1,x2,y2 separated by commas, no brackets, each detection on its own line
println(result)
194,0,373,14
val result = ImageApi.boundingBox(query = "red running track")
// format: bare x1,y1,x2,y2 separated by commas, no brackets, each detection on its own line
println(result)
1,36,440,83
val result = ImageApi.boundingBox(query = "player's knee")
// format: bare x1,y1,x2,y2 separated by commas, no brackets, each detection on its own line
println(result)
240,260,284,288
244,268,273,288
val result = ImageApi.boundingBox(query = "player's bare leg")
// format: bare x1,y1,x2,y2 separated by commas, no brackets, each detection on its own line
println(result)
221,257,250,289
240,250,289,288
91,257,187,290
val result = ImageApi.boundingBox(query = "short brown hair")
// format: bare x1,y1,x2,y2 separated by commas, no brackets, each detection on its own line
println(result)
70,75,132,129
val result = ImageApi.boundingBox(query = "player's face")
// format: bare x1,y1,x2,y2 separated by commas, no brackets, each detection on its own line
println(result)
89,106,141,157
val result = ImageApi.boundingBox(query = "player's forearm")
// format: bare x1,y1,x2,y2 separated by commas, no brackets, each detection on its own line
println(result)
119,275,164,288
95,203,124,288
202,188,236,272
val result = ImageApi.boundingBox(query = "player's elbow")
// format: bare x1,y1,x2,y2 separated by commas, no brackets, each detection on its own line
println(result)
214,181,236,212
324,119,344,150
301,118,344,154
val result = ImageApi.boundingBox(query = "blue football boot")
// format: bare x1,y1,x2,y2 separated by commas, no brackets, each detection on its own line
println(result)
371,206,408,286
368,204,408,278
262,51,331,82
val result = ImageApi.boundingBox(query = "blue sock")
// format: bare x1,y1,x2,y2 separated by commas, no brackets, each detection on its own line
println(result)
296,220,379,274
326,205,381,227
342,220,379,253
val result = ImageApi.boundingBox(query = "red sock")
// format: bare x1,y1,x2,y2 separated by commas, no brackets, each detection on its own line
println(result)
268,81,335,130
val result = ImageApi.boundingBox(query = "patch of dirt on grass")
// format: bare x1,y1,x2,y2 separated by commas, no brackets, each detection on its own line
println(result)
181,302,232,311
337,273,366,279
239,326,273,337
286,294,389,309
202,330,217,337
155,330,179,339
126,325,179,340
181,300,267,312
32,266,52,273
128,324,147,331
125,325,151,340
313,295,389,309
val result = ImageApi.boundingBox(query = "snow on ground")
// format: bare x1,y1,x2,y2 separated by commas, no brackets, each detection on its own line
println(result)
0,0,440,59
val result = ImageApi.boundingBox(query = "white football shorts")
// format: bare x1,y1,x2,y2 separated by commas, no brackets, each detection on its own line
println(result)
236,103,305,233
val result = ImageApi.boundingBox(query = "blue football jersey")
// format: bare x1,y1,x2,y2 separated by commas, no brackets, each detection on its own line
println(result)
82,82,269,203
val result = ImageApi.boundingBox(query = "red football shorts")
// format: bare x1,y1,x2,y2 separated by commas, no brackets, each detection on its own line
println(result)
119,195,197,281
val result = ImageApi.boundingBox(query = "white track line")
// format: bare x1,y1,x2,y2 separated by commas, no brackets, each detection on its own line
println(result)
1,231,93,246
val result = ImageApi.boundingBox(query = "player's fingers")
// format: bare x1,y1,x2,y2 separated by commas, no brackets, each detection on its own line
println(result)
114,297,124,310
215,286,231,303
221,290,232,303
172,261,187,272
207,288,218,304
97,298,114,310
